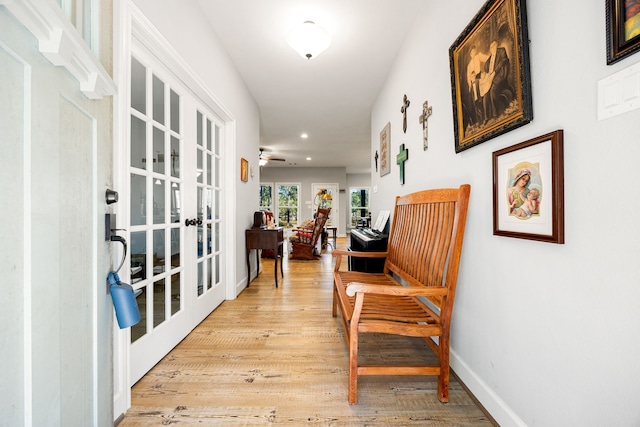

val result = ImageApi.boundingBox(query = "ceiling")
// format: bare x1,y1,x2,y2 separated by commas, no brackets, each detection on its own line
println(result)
196,0,425,173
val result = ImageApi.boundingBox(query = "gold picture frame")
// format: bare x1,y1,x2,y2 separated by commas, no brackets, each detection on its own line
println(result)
449,0,533,153
240,158,249,182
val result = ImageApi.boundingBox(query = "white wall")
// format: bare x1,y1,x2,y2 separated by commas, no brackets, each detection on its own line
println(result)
346,173,371,189
371,0,640,426
133,0,261,292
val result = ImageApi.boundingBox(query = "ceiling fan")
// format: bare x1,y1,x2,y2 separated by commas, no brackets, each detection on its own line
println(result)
259,148,286,165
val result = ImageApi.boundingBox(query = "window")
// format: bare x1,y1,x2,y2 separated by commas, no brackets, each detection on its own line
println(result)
349,187,370,227
259,183,274,212
277,184,300,227
57,0,98,53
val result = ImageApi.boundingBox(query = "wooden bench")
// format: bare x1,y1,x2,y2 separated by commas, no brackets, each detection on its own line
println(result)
332,185,471,404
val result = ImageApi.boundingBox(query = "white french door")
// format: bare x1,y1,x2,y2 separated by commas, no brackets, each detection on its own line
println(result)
190,107,225,323
311,183,339,227
126,45,225,384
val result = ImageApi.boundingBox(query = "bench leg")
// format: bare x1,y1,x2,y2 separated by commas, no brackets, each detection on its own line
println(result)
348,321,359,404
437,337,450,403
332,286,337,317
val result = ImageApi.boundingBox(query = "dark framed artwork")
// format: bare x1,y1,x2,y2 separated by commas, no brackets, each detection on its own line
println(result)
449,0,533,153
492,130,564,244
240,158,249,182
606,0,640,64
380,122,391,177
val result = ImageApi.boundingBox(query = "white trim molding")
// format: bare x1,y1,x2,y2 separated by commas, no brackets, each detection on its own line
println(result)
450,348,527,427
0,0,117,99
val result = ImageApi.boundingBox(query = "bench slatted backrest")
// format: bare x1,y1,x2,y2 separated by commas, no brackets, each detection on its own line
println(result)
384,185,470,315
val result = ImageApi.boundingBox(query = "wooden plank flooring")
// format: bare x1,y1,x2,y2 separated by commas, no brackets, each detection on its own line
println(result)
120,237,493,426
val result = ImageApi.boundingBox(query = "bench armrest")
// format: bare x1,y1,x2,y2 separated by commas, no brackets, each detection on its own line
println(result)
333,249,388,271
345,282,448,298
332,249,388,258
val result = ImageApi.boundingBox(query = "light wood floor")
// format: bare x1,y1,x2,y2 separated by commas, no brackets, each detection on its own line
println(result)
120,237,493,426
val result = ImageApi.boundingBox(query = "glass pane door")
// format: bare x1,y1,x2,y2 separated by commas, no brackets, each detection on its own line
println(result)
191,109,225,323
128,51,190,384
127,46,226,385
276,183,300,228
349,187,370,227
259,183,274,212
129,55,183,344
311,183,338,227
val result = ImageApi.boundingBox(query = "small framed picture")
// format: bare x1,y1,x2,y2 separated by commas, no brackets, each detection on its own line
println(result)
492,130,564,244
240,158,249,182
380,122,391,177
606,0,640,64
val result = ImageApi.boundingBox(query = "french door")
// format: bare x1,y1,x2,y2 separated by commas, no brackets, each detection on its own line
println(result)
311,183,339,227
126,45,225,384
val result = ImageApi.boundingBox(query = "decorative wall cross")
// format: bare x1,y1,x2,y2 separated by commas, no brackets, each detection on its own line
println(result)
396,143,409,184
400,94,410,133
419,100,433,150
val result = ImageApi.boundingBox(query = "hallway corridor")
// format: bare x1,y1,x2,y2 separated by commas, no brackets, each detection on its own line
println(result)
119,238,492,426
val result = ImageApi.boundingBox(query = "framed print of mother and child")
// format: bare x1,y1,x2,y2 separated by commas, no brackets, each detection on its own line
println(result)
492,130,565,244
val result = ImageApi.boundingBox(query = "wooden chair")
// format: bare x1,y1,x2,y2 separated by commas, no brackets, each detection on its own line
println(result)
290,208,330,260
332,185,471,404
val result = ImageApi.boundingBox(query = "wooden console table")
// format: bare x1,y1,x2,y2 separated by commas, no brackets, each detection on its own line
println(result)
322,226,337,250
245,227,284,287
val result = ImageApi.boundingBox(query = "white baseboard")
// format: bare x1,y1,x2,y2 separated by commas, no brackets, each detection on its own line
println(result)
235,275,250,298
450,348,527,427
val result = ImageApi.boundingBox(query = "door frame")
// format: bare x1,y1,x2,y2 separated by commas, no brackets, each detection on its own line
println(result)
113,1,237,417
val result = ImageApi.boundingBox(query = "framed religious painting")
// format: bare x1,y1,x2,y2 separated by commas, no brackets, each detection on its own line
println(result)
449,0,533,153
492,130,564,244
606,0,640,64
379,122,391,177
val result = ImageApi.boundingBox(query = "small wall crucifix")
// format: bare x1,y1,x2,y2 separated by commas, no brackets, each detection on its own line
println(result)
400,94,410,134
396,143,409,185
419,100,433,150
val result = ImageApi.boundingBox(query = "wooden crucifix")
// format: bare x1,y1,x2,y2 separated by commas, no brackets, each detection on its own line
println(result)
419,100,433,150
396,143,409,185
400,94,410,133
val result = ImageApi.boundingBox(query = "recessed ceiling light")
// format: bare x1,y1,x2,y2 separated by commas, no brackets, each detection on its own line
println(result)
301,133,308,139
306,157,312,161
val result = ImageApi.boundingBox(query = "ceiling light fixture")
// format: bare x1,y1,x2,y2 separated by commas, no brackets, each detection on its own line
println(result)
287,21,331,60
259,158,268,166
301,133,308,139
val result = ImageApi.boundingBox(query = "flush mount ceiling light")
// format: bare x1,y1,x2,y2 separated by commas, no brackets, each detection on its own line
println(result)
287,21,331,60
